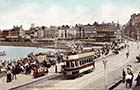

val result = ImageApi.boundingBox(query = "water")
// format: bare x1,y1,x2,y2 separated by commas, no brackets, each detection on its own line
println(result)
0,46,56,61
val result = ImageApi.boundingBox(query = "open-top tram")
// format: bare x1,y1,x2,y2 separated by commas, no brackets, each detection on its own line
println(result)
61,50,96,78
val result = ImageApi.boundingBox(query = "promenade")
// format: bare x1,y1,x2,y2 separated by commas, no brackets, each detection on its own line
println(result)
0,42,122,90
0,63,63,90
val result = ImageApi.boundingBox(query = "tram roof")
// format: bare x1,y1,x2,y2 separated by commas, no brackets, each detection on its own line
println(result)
64,51,95,61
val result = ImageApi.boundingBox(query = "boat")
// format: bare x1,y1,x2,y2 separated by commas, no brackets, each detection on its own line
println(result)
0,50,6,56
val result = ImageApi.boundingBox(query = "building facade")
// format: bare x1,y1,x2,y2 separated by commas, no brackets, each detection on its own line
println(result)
2,30,10,38
124,13,140,40
82,24,96,38
58,26,77,39
44,26,58,39
95,22,117,38
7,25,25,41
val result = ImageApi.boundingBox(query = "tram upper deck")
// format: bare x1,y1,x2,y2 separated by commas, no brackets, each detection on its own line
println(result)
65,51,95,61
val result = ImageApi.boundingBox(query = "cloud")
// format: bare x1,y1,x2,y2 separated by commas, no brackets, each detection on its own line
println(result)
64,5,93,25
0,0,10,9
94,2,139,24
0,4,66,29
0,4,92,29
0,1,140,30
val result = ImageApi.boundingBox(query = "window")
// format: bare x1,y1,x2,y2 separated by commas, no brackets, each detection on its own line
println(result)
82,60,84,65
86,58,88,63
80,60,82,65
85,59,87,63
87,58,89,63
90,58,92,62
66,62,70,68
75,61,78,67
79,60,81,65
89,58,92,62
83,59,85,64
84,59,86,64
71,61,74,67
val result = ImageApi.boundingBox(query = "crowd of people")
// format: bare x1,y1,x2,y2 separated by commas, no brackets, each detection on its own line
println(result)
0,53,43,82
0,53,40,83
0,42,125,84
0,51,64,83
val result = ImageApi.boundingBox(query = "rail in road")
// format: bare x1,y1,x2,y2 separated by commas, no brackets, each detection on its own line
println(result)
78,42,140,89
11,42,139,90
47,42,140,89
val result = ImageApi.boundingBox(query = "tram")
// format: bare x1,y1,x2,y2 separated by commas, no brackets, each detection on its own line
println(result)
61,50,96,78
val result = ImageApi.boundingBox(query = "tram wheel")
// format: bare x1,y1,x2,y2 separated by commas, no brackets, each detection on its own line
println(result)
78,73,84,78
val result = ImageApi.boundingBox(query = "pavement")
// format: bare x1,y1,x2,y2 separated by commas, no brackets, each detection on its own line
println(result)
0,62,63,90
113,63,140,90
14,46,126,90
0,48,114,90
110,42,140,90
43,42,140,90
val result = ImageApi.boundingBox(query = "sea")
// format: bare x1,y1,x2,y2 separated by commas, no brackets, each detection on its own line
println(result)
0,46,57,61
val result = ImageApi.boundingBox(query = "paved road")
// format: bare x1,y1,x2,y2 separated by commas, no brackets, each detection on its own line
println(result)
14,42,140,90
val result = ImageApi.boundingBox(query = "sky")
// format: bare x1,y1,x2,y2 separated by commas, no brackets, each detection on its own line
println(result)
0,0,140,30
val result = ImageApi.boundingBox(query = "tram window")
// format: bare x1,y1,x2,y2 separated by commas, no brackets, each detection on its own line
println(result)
71,61,74,67
84,59,86,64
83,59,84,64
83,60,85,64
89,58,91,62
80,60,82,65
87,58,89,63
66,62,70,67
86,59,88,63
91,58,93,62
81,60,83,64
75,61,78,67
85,59,87,63
79,60,81,65
82,60,84,64
88,58,90,62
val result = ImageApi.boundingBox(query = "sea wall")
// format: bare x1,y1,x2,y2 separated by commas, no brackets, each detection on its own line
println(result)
0,42,67,49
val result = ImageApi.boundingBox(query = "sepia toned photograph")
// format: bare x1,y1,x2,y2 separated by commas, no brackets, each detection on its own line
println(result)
0,0,140,90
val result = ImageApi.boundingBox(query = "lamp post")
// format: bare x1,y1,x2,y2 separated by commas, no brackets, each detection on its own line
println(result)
137,40,139,49
102,55,108,90
55,30,58,73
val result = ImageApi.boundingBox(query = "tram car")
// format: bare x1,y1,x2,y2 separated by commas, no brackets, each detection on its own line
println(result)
61,50,96,78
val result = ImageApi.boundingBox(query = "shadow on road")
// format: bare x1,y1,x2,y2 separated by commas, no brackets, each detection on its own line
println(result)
48,70,94,80
109,80,122,90
133,86,140,90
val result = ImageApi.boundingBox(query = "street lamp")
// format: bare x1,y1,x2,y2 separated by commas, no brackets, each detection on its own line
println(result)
102,55,108,90
55,30,58,73
137,40,139,49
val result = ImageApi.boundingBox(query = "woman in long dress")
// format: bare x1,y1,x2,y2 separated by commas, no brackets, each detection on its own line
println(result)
6,67,12,83
135,72,140,87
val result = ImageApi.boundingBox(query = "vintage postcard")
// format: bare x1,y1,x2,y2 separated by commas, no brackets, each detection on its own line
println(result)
0,0,140,90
